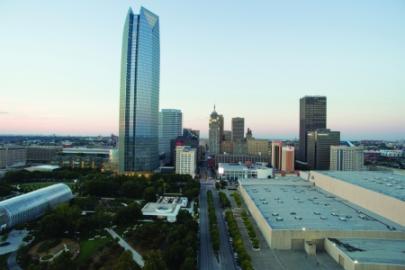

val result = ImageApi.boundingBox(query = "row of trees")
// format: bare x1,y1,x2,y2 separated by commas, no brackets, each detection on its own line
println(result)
224,210,253,270
241,210,259,249
231,192,242,207
206,190,220,254
0,183,13,197
218,191,231,208
3,168,99,183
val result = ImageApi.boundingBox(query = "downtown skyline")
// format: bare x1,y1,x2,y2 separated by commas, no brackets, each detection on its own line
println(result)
1,0,405,140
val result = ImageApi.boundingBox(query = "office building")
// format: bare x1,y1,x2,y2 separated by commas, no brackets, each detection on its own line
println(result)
299,96,327,162
330,146,364,171
57,148,111,169
232,117,245,142
208,107,223,154
233,141,247,155
220,140,233,154
214,153,270,166
159,109,182,163
0,184,73,231
271,141,283,170
247,139,271,157
118,7,160,173
246,128,253,140
0,146,26,169
223,130,232,141
307,129,340,170
281,146,295,173
175,146,196,178
26,145,62,163
170,129,199,165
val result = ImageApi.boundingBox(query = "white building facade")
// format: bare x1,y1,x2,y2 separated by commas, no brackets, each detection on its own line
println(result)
330,146,364,171
175,146,196,178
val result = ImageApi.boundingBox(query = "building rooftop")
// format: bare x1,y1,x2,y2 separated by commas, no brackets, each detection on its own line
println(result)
219,162,270,171
24,165,60,172
240,177,405,231
329,238,405,265
62,148,111,155
318,171,405,201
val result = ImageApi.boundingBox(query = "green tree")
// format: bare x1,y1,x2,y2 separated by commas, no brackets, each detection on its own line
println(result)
143,187,156,202
144,250,167,270
114,203,142,226
112,251,138,270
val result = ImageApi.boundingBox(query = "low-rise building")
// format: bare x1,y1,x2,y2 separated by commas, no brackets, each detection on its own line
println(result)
239,177,405,251
215,153,270,166
57,147,111,169
0,146,26,169
26,145,62,163
217,163,273,180
141,196,188,223
0,183,73,231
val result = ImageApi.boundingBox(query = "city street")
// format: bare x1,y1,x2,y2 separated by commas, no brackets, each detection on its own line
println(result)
199,181,236,270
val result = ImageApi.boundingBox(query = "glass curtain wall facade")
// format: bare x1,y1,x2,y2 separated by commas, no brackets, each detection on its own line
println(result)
0,183,73,231
159,109,183,163
119,7,160,173
299,96,327,162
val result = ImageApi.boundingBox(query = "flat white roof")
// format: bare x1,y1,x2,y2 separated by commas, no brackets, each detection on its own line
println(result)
240,177,405,231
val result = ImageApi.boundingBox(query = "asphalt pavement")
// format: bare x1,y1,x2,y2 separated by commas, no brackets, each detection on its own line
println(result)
199,181,237,270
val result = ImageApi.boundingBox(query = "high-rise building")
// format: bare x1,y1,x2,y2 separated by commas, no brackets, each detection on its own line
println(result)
299,96,327,162
159,109,182,163
330,146,364,171
221,141,233,154
223,130,232,141
246,128,253,140
232,117,245,142
307,129,340,170
175,146,196,178
281,146,295,173
208,107,223,154
118,7,160,173
271,141,283,170
170,129,200,165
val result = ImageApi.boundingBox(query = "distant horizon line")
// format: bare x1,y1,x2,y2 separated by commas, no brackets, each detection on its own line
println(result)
0,133,403,142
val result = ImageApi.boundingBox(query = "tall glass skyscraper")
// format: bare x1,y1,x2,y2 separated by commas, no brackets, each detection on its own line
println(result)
118,7,160,173
159,109,183,164
298,96,327,162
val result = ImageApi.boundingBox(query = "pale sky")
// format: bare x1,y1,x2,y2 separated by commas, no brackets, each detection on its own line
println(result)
1,0,404,140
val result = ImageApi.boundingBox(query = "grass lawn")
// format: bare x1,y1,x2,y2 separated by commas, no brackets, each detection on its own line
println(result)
77,236,112,264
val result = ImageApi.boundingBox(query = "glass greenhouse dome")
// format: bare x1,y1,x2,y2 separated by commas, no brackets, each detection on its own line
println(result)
0,183,73,231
